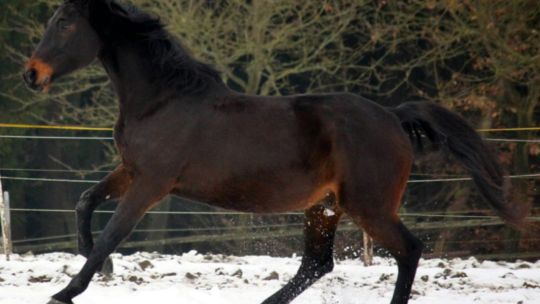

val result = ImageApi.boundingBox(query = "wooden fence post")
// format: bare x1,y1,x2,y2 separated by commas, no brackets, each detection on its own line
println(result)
363,231,373,266
0,177,13,261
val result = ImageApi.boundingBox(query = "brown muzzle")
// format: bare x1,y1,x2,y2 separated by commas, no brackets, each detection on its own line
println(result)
23,57,53,92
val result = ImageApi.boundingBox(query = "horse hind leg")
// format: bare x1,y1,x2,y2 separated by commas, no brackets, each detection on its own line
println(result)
369,218,423,304
262,194,342,304
341,185,423,304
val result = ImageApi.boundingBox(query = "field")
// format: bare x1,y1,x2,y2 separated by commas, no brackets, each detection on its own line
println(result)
0,252,539,304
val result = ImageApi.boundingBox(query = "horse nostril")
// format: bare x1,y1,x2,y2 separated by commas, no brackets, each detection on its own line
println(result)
23,68,37,84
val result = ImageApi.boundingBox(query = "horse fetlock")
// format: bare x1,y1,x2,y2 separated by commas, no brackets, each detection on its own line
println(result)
301,258,334,278
315,260,334,277
261,289,294,304
47,298,73,304
98,256,114,276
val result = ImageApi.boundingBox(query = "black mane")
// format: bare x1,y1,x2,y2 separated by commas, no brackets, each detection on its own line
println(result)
142,23,224,95
86,0,223,95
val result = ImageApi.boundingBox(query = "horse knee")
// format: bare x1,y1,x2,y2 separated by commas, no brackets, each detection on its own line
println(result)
75,201,87,216
76,189,101,257
76,190,94,214
76,187,108,217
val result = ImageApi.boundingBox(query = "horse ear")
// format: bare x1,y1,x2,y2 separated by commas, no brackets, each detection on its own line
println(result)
104,0,130,18
65,0,90,6
74,0,129,17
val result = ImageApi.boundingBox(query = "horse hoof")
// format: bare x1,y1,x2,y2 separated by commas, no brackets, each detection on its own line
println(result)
47,298,73,304
99,256,114,276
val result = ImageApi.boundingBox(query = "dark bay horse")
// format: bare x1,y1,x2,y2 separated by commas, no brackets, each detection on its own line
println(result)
23,1,528,303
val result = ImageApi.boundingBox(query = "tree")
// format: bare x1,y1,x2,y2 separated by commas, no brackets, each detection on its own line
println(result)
0,0,538,257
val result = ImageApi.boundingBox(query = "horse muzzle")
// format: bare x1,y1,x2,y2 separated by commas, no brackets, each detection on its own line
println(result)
23,57,53,92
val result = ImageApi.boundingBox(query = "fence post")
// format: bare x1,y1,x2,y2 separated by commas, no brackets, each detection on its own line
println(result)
0,177,13,261
362,231,373,266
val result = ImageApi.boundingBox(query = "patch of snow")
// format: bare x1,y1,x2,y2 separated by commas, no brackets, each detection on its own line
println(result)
323,208,336,217
0,252,538,304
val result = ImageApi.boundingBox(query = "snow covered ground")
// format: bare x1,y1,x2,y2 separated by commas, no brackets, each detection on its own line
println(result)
0,251,539,304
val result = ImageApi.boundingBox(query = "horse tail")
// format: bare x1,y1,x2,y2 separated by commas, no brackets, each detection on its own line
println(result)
390,101,529,226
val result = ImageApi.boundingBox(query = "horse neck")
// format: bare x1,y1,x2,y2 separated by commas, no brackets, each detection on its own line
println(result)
98,43,168,118
99,41,228,119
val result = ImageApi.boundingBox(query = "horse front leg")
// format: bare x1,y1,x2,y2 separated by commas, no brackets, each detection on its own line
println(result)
76,165,130,275
49,177,169,304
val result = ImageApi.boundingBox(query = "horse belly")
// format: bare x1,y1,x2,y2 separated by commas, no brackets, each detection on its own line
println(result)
173,167,323,213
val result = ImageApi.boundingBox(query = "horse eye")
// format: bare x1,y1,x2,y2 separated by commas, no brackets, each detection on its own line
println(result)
57,19,69,30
